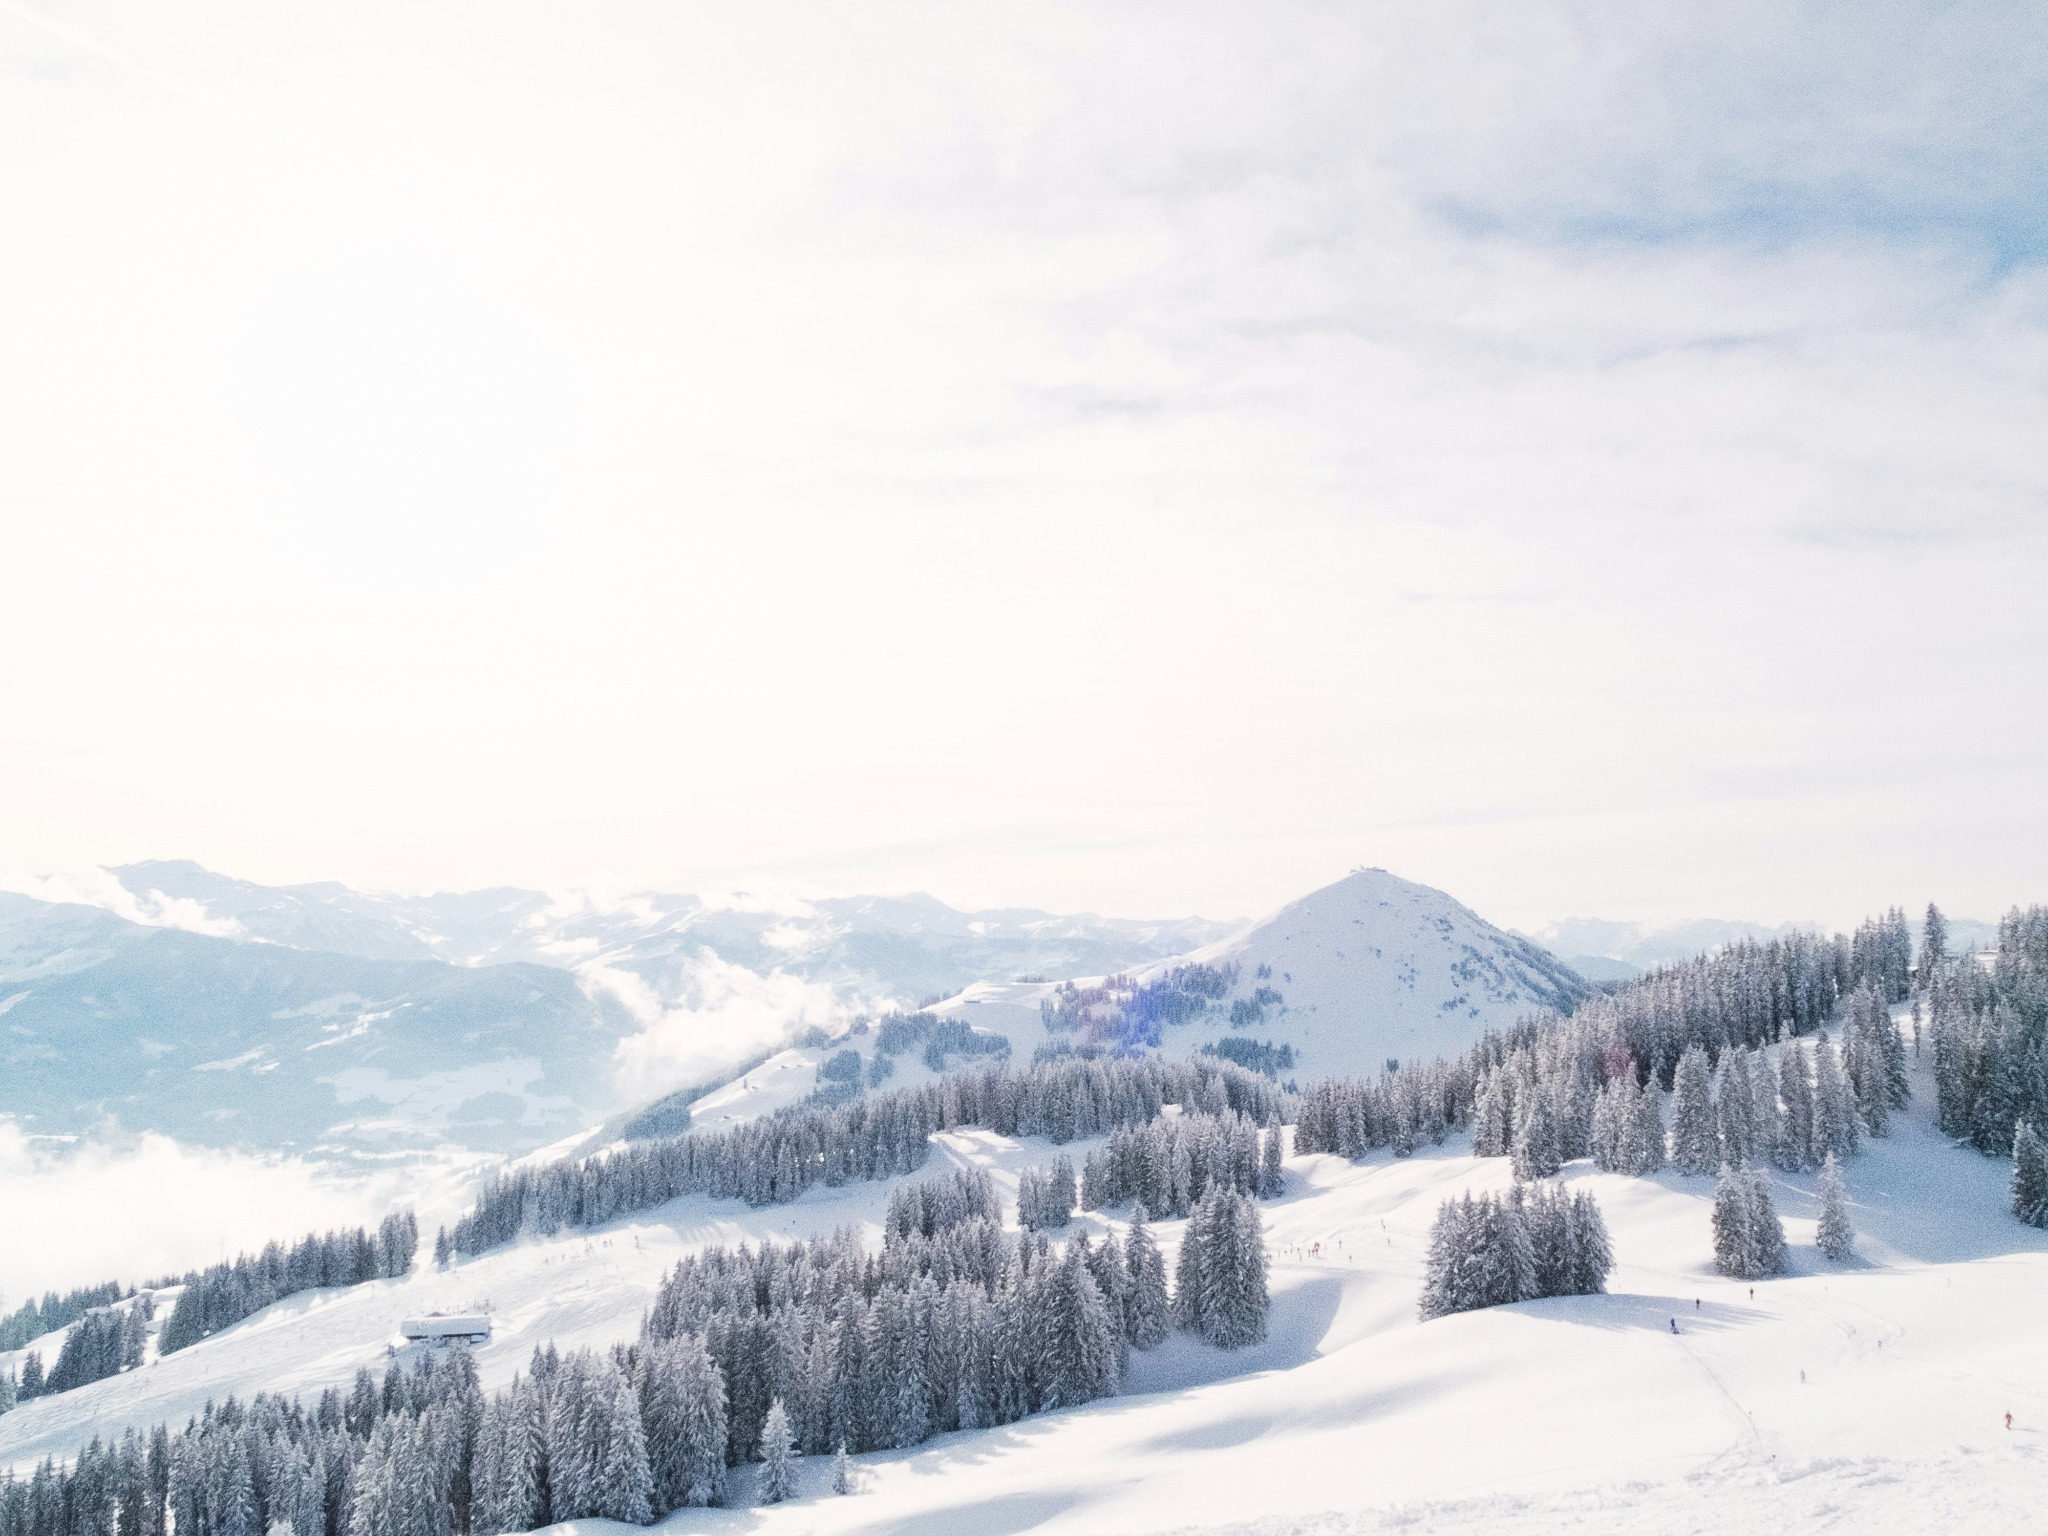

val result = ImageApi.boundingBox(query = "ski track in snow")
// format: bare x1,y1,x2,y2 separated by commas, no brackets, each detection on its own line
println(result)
5,1053,2046,1535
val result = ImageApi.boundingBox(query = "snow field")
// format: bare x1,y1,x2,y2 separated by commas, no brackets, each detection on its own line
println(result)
5,1053,2045,1535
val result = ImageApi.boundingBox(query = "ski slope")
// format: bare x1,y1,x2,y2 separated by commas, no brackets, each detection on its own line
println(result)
5,1052,2043,1535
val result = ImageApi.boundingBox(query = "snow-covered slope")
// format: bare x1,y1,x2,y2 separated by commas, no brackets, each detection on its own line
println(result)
8,1041,2037,1534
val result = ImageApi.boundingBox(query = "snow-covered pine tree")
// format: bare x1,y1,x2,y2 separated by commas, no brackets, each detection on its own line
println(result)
1671,1047,1718,1176
1565,1190,1613,1294
1201,1190,1269,1349
1921,902,1948,982
1743,1168,1789,1277
2013,1121,2048,1228
1524,1185,1572,1296
1043,1243,1122,1401
1816,1153,1854,1260
1711,1165,1751,1278
1473,1190,1536,1308
1510,1088,1562,1181
1123,1207,1170,1348
1048,1157,1077,1228
1777,1047,1816,1171
1172,1198,1208,1336
758,1399,797,1505
1260,1126,1285,1197
542,1352,594,1521
1750,1056,1786,1172
833,1443,852,1496
1874,988,1911,1114
1591,1080,1625,1172
1473,1070,1513,1158
1629,1078,1667,1175
1015,1169,1043,1231
640,1334,728,1513
1418,1195,1478,1320
1844,987,1892,1136
1714,1050,1756,1167
1811,1031,1862,1161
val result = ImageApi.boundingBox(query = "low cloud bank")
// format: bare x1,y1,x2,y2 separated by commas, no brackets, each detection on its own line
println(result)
0,1123,477,1300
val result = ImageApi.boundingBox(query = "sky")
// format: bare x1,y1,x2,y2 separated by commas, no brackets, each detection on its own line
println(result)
2,1,2046,932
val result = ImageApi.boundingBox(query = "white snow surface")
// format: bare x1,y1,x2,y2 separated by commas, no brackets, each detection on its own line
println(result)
5,1052,2044,1535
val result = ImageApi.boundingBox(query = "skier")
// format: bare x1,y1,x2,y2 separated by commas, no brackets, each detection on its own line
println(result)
1669,1318,1678,1335
2007,1411,2014,1431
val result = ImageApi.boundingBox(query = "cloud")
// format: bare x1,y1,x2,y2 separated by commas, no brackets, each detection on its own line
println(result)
0,1122,475,1300
0,865,246,939
596,952,877,1101
0,0,2045,931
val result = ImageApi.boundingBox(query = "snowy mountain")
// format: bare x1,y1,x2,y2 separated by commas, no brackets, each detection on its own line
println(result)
1160,868,1588,1069
0,867,1228,1158
819,869,1595,1121
3,1039,2040,1534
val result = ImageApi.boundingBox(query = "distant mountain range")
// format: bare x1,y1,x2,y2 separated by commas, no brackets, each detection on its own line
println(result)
18,860,1966,1165
0,863,1230,1159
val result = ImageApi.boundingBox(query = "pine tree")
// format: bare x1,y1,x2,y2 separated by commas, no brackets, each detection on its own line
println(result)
1260,1127,1285,1197
832,1443,852,1496
543,1351,597,1521
1922,903,1948,982
1750,1057,1785,1172
1473,1190,1536,1307
1123,1207,1170,1348
1565,1190,1613,1293
1172,1201,1208,1336
1048,1158,1077,1228
1198,1191,1268,1349
1811,1032,1862,1160
1777,1047,1816,1171
1744,1168,1789,1277
1590,1081,1624,1172
1711,1165,1751,1278
1816,1153,1854,1260
577,1368,647,1523
1670,1047,1718,1175
1511,1088,1562,1181
1629,1079,1667,1174
1714,1050,1756,1167
1043,1244,1121,1401
757,1399,797,1505
2013,1122,2048,1228
1473,1071,1513,1157
1419,1195,1479,1319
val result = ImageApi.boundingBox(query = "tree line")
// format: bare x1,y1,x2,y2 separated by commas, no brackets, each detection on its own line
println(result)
447,1053,1289,1258
161,1215,420,1355
1038,963,1239,1050
0,1283,125,1353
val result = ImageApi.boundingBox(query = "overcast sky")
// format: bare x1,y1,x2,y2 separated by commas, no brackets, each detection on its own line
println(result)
2,1,2044,931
